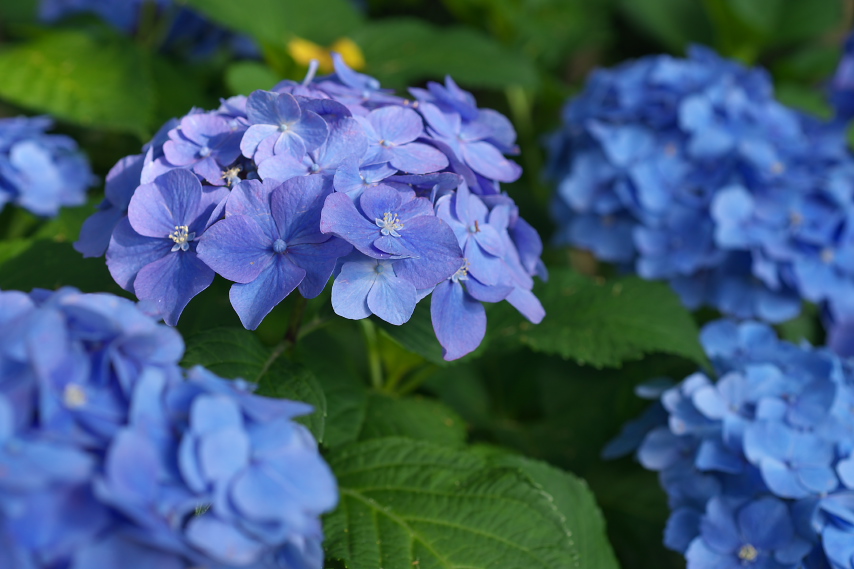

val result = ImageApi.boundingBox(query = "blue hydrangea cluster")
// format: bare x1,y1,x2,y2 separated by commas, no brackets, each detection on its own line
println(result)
547,45,854,324
0,116,94,217
0,287,337,568
76,57,545,361
609,319,854,569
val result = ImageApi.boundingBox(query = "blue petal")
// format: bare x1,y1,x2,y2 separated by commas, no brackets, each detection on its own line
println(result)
229,257,306,330
431,279,486,361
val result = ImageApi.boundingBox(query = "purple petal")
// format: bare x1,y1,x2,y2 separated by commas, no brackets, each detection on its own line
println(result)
128,169,202,238
313,117,368,170
331,259,377,319
106,218,172,292
289,238,353,298
272,132,308,159
185,516,265,566
75,206,125,258
247,90,300,127
461,140,521,182
196,216,274,284
389,142,449,175
505,288,545,323
133,252,215,326
393,216,464,289
367,264,417,325
104,153,144,208
199,427,250,482
320,192,384,256
368,106,423,144
256,152,311,181
241,124,280,159
290,109,329,152
270,175,330,243
105,430,159,503
431,279,486,360
359,185,404,222
737,497,793,550
229,257,306,330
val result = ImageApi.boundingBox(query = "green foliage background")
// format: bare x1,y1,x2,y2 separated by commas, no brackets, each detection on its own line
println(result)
0,0,849,567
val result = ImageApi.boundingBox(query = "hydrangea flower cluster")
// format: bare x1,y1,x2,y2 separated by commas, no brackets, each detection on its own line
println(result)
608,319,854,568
0,287,336,568
77,56,545,361
0,116,94,217
547,45,854,324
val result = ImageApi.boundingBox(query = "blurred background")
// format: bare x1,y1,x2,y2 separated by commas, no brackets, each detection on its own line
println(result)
1,1,852,567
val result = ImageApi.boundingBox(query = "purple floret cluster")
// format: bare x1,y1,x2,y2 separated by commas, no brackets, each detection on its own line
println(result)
547,45,854,326
608,320,854,569
0,287,336,569
0,116,94,217
77,56,545,361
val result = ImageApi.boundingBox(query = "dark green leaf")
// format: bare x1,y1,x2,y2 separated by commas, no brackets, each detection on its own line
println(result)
182,327,326,441
0,30,155,137
491,269,707,368
358,392,466,447
490,455,620,569
374,303,448,367
325,438,617,569
351,18,539,90
180,0,362,44
0,238,124,294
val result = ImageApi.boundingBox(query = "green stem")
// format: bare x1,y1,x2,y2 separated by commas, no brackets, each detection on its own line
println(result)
505,85,548,205
395,364,437,396
361,319,384,390
285,296,308,346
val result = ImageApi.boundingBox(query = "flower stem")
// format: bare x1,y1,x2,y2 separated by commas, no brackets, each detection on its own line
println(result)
361,319,384,389
285,296,308,346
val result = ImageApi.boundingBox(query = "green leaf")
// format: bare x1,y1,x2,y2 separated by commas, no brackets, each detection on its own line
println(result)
358,392,466,447
375,303,448,367
325,438,617,569
351,18,539,90
226,61,281,96
491,269,707,368
489,455,620,569
0,238,124,294
182,327,327,441
0,30,155,137
180,0,361,44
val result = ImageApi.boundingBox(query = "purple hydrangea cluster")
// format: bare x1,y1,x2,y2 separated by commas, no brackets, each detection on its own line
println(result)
547,45,854,324
0,116,94,217
77,57,545,361
609,319,854,569
0,287,337,568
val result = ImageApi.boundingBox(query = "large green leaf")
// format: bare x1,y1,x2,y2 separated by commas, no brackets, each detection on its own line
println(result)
617,0,712,52
325,438,617,569
490,268,707,368
182,327,327,441
180,0,361,44
0,30,154,137
0,237,124,295
351,18,539,90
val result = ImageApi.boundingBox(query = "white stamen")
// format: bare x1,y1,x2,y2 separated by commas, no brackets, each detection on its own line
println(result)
169,225,196,252
375,212,404,237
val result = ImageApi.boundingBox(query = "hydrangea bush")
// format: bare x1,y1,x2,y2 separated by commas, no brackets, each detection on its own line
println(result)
0,287,336,568
0,116,94,217
77,57,545,361
608,319,854,568
547,46,854,326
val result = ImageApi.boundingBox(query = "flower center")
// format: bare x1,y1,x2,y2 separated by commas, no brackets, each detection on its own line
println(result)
822,248,835,264
376,212,404,237
738,544,758,563
221,165,242,186
468,220,481,234
279,123,290,132
273,239,288,254
169,225,196,252
451,260,470,283
63,383,87,409
198,145,212,158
